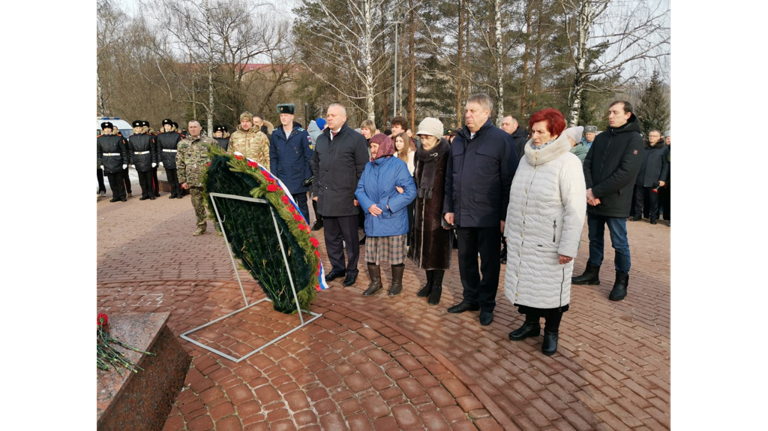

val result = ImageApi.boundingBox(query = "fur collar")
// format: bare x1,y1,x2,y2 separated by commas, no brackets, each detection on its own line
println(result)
524,132,571,166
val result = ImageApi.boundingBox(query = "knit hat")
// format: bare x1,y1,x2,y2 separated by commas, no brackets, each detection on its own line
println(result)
664,130,671,137
584,125,597,133
239,111,254,123
370,133,394,160
315,118,327,130
564,126,584,143
416,117,444,138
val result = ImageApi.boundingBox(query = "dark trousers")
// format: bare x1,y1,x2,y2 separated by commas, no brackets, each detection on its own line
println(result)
587,214,631,273
634,185,659,220
660,184,670,220
323,215,360,276
292,192,309,221
137,170,154,198
312,197,323,225
456,226,501,312
106,171,126,200
166,168,180,197
97,168,107,193
122,168,132,194
151,166,160,195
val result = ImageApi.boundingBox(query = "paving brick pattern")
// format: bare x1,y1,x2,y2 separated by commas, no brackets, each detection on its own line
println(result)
97,191,670,430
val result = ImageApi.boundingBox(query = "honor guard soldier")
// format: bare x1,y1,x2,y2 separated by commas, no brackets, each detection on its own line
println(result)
178,120,220,236
97,122,129,202
128,120,158,200
158,118,183,198
213,125,230,151
270,103,314,219
142,120,161,197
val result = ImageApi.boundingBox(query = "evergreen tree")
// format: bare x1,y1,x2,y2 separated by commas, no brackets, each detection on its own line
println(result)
636,70,671,134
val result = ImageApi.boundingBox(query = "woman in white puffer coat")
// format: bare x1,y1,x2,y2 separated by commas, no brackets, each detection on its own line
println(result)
504,109,586,356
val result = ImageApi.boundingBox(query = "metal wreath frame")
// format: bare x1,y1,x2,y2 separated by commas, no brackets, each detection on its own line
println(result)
180,192,322,363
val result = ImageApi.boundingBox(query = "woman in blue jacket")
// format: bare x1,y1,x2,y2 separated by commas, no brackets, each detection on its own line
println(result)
355,134,417,296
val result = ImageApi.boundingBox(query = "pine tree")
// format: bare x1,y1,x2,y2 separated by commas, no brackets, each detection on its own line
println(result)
636,70,671,134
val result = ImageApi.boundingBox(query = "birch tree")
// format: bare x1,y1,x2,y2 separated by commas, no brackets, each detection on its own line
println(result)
561,0,670,126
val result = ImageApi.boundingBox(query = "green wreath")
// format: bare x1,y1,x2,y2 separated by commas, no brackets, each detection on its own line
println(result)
201,146,320,313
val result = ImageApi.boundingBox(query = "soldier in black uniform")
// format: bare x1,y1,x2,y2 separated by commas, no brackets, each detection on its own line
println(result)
213,125,230,151
157,118,183,199
128,120,158,200
113,128,133,197
97,122,129,202
143,120,161,197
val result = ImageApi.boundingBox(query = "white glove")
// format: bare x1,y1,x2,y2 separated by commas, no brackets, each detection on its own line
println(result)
123,164,128,170
152,162,157,168
159,162,164,167
131,165,136,169
100,165,104,170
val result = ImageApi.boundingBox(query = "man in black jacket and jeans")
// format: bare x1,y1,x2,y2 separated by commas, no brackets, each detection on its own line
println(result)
572,101,644,301
444,94,518,326
311,103,370,287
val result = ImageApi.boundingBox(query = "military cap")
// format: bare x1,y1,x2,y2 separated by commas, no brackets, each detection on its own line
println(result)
585,125,598,133
162,118,173,126
172,122,179,129
214,125,225,133
101,121,114,130
444,128,454,135
221,125,228,132
132,120,143,128
277,103,296,115
142,120,150,128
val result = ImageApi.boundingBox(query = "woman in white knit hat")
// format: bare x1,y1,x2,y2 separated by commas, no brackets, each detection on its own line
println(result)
408,117,453,305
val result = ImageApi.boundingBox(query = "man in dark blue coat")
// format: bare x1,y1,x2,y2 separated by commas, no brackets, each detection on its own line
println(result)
572,101,644,302
270,103,314,220
443,94,518,326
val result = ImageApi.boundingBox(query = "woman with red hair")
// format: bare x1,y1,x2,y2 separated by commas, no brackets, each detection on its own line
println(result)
503,108,586,356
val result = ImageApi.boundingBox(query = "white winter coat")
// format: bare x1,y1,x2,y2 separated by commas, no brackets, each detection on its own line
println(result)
503,133,587,309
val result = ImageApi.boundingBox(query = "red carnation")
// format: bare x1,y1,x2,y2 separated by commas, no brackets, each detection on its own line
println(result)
247,160,257,169
314,250,320,257
235,154,243,160
293,213,303,221
315,284,321,291
97,313,109,327
267,184,278,192
310,237,319,248
206,162,210,167
288,206,295,213
281,196,290,204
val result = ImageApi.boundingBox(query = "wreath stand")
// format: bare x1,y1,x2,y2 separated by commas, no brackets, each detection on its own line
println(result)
180,192,322,363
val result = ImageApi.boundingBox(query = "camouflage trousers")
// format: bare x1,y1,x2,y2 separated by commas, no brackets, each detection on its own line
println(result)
189,187,208,230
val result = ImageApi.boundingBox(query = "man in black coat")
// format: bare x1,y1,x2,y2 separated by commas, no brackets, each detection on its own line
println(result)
631,130,669,224
271,103,314,220
443,94,518,326
97,122,129,202
572,101,644,302
157,118,183,199
501,115,529,162
128,120,158,200
310,103,370,287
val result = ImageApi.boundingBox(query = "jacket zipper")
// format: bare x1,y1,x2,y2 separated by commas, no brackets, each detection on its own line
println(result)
553,220,557,242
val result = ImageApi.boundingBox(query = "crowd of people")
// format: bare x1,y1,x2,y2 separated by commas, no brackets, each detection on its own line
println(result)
97,94,671,356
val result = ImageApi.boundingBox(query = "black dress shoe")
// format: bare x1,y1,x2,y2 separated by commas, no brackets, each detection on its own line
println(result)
479,311,494,326
509,321,541,341
149,196,156,200
154,193,161,197
326,270,346,282
342,273,358,286
139,196,148,201
447,302,480,313
630,214,642,221
109,198,119,202
650,218,658,225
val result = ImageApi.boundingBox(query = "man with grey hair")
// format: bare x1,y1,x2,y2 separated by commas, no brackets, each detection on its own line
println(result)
443,94,519,326
311,103,370,287
500,115,528,162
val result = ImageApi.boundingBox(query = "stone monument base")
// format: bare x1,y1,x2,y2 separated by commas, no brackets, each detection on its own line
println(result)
97,312,190,431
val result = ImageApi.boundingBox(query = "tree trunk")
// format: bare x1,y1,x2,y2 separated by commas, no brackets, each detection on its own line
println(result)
568,0,591,127
532,0,543,111
521,0,533,120
456,0,464,129
495,0,504,125
97,63,107,117
365,0,375,121
206,0,214,136
408,0,415,132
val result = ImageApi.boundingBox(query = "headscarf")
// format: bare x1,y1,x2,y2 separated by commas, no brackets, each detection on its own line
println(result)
370,133,394,161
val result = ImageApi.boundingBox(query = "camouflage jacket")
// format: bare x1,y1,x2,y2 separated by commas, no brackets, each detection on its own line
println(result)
177,135,218,188
229,126,270,171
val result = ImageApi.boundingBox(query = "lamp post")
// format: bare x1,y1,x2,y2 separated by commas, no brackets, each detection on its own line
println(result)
387,12,402,119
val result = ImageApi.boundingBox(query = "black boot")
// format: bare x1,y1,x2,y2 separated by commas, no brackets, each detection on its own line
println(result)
363,263,382,296
509,313,540,341
609,271,629,301
571,262,600,285
428,270,444,306
417,270,433,297
542,312,563,356
388,264,405,296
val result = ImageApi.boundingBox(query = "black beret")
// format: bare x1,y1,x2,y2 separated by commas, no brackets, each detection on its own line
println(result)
162,118,173,126
277,103,296,115
101,122,113,130
132,120,143,128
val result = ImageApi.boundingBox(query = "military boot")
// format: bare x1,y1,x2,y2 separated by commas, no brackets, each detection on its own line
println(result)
193,227,206,236
571,263,601,285
428,270,444,306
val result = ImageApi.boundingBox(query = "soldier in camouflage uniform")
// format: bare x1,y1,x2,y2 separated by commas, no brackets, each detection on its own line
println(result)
229,111,271,171
178,120,219,236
